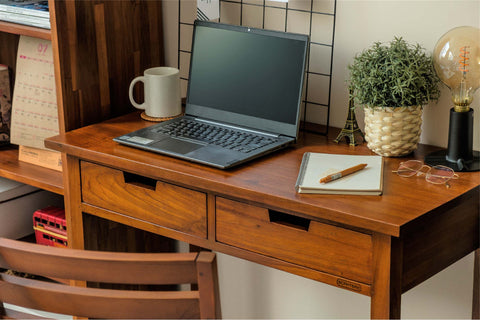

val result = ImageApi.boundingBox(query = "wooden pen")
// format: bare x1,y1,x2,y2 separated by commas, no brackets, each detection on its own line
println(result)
319,163,368,183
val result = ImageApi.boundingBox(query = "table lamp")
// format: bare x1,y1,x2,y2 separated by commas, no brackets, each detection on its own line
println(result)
425,26,480,171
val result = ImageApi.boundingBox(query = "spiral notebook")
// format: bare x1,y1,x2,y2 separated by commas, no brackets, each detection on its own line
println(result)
295,153,384,195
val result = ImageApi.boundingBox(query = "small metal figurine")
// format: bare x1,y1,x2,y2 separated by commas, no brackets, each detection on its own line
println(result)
334,91,365,146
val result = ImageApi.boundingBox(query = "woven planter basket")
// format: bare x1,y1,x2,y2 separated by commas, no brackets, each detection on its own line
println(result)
364,106,423,157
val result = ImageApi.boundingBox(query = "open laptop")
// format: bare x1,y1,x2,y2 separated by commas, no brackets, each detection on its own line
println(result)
114,20,309,169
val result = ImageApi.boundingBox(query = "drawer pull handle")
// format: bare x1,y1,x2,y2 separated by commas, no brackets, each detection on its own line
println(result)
123,172,157,190
268,210,310,231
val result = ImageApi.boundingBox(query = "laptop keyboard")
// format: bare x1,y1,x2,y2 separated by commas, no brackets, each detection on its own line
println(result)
153,119,277,153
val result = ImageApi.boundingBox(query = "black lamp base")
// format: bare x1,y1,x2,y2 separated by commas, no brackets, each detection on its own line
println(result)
425,108,480,172
424,150,480,172
425,108,480,171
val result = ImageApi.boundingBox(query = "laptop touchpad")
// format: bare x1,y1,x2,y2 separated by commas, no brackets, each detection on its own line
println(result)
150,139,203,155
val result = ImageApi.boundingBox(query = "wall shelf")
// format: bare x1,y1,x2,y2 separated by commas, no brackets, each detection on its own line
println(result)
0,146,63,194
0,20,51,40
0,0,164,198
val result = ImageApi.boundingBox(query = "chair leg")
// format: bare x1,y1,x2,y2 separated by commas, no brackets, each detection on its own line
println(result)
196,252,222,320
473,248,479,320
0,302,5,317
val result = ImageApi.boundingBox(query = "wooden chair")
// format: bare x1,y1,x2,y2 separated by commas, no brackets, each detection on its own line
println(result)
0,237,221,319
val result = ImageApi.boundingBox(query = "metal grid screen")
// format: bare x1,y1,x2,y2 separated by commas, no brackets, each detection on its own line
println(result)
178,0,336,135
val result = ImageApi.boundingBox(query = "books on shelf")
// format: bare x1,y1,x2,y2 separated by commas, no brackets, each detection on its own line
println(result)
0,64,12,146
0,0,48,17
295,152,384,195
0,0,50,29
0,10,50,29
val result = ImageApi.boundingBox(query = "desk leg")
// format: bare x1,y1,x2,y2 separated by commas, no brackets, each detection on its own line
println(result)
62,154,86,295
474,248,479,319
63,154,84,250
371,234,402,319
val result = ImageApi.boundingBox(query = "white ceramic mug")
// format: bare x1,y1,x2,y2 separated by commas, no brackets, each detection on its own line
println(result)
129,67,181,118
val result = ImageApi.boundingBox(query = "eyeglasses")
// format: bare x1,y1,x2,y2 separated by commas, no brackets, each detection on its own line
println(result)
392,160,459,188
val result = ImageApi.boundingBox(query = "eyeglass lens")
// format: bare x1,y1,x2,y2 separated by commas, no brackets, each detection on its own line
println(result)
426,166,455,184
397,160,455,184
397,160,424,177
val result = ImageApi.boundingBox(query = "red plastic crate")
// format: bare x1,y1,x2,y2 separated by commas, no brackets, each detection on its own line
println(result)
33,206,67,247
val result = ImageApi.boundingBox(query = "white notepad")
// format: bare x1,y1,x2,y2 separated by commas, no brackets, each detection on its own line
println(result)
295,152,384,195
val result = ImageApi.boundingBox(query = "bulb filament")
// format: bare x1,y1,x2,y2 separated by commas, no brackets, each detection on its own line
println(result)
459,46,470,75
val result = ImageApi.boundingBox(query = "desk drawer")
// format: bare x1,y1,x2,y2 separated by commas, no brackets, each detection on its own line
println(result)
81,162,207,238
216,197,373,284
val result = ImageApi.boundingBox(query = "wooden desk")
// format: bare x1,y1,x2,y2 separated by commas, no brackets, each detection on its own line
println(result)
45,112,479,319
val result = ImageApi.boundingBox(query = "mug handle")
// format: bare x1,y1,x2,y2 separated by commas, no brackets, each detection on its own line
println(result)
129,76,145,110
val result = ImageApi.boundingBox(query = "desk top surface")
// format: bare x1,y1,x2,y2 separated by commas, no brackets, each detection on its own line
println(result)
45,112,480,237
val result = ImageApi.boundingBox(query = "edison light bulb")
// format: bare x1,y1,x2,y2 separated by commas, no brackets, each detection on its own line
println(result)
433,26,480,112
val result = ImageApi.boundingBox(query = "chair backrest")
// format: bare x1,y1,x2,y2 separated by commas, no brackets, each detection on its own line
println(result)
0,238,221,319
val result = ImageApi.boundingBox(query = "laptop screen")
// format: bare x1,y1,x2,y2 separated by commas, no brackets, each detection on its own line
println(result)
186,21,308,138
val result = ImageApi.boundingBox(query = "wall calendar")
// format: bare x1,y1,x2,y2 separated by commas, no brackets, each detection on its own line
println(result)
11,35,59,150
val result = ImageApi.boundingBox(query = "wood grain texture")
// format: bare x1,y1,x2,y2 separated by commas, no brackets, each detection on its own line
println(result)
44,112,480,319
0,146,62,194
0,21,50,40
401,190,479,292
82,213,176,256
0,238,219,319
389,238,403,318
93,3,111,116
45,112,480,237
48,0,66,134
196,252,222,319
81,161,207,238
80,199,373,296
474,248,479,319
216,197,373,284
62,154,82,248
50,0,164,132
371,233,394,319
0,0,164,193
0,239,198,285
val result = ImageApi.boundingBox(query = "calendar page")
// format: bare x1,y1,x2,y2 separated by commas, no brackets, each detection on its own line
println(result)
11,35,59,150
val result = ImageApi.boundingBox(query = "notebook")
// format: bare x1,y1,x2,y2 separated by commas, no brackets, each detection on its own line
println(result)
114,20,309,169
295,153,384,195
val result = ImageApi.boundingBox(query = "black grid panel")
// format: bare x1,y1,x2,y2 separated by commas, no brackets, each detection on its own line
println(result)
178,0,337,135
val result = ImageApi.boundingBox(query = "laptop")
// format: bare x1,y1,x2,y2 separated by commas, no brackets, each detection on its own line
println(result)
114,20,309,169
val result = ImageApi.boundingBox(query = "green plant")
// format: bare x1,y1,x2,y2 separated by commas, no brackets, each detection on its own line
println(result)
348,37,441,108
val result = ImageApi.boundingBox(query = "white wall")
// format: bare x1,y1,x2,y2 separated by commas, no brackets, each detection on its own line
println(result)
163,1,479,318
330,0,480,150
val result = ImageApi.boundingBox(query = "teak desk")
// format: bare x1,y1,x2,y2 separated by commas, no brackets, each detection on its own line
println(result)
45,112,479,319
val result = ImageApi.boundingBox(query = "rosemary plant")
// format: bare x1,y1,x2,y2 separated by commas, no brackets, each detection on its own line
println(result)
348,37,441,108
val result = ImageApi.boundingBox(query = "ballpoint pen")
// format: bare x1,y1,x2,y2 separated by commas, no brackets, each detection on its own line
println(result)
319,163,368,183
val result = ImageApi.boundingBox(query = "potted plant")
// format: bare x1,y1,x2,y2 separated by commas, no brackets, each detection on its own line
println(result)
348,37,441,157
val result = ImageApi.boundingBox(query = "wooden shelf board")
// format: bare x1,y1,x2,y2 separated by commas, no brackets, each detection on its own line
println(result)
0,146,63,195
0,20,51,40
